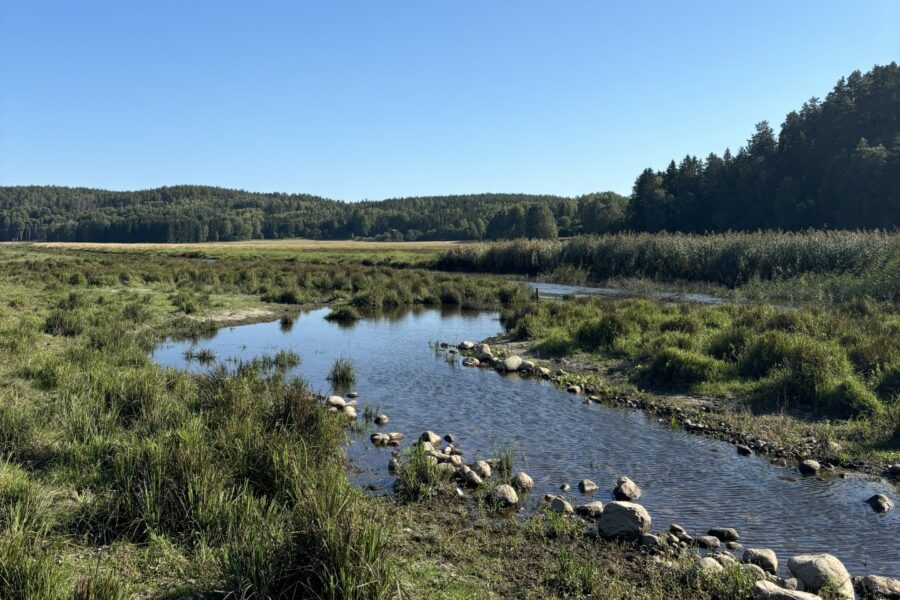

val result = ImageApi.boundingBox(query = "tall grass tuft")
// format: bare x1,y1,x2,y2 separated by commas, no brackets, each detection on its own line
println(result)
327,357,357,386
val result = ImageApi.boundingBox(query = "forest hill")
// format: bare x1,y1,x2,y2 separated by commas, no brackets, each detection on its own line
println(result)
1,62,898,243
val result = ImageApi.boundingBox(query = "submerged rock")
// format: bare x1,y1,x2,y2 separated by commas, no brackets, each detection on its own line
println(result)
787,553,854,599
347,391,360,398
737,444,753,456
462,357,480,367
597,501,651,541
374,414,389,425
613,476,642,501
743,548,778,574
865,494,894,513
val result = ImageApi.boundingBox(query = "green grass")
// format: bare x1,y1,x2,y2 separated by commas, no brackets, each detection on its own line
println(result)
0,244,535,597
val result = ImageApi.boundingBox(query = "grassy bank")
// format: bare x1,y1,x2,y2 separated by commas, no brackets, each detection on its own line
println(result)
437,232,900,302
494,297,900,469
0,244,530,597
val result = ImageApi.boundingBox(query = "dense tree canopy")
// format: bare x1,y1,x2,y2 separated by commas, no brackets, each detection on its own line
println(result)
1,64,897,242
627,63,900,232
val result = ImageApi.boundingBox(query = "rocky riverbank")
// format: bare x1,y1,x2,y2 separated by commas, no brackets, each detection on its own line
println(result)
325,388,898,598
447,337,900,491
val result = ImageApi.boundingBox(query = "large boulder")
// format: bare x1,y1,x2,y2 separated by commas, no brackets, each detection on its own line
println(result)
752,580,823,600
511,471,534,493
787,554,854,599
854,575,900,599
487,484,519,508
743,548,779,574
597,501,651,541
613,476,642,501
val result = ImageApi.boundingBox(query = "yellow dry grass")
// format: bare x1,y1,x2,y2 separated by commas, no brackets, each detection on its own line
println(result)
32,238,462,251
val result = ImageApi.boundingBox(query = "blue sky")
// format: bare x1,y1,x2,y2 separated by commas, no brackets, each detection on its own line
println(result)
1,1,897,200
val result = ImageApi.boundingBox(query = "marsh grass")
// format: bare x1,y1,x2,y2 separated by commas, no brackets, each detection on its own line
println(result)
327,357,357,386
438,231,900,301
503,296,900,460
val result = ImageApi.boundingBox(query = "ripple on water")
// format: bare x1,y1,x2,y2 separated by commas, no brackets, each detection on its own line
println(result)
153,307,900,577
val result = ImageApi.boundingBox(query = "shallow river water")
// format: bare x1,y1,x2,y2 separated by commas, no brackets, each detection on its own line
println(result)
153,307,899,577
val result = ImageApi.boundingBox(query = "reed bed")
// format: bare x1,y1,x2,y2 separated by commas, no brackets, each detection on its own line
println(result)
438,231,900,300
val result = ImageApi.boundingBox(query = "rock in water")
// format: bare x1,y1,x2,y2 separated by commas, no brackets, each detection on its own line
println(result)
511,471,534,493
865,494,894,513
613,476,642,501
420,431,441,445
549,496,574,514
787,554,854,599
798,459,821,475
574,501,604,520
597,501,651,541
374,414,389,425
501,355,523,372
487,484,519,508
709,527,740,542
743,548,778,574
326,395,346,408
853,575,900,599
752,580,823,600
578,479,599,493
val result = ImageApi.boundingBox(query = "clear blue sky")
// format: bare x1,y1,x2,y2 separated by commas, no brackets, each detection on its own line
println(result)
1,1,897,200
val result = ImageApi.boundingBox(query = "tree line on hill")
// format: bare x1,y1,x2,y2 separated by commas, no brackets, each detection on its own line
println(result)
0,63,897,242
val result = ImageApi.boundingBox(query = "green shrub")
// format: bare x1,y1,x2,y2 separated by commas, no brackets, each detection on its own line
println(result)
534,332,575,357
827,378,883,417
707,326,751,361
43,309,83,336
641,347,724,388
876,363,900,399
575,313,634,351
659,313,703,334
325,306,360,323
738,332,850,382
